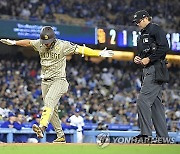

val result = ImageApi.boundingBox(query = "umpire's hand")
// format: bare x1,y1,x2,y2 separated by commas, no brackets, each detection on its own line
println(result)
134,56,142,64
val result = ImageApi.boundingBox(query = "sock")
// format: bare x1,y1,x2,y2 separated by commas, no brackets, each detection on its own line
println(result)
39,106,52,127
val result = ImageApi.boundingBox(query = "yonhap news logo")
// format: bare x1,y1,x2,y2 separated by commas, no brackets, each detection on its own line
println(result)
112,136,176,144
96,132,110,148
96,133,176,146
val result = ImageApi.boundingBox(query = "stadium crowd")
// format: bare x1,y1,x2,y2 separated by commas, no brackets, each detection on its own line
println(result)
0,0,179,31
0,55,179,134
0,0,179,143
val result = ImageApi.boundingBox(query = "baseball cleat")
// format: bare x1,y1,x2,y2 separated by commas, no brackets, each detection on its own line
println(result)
53,136,66,143
32,124,44,138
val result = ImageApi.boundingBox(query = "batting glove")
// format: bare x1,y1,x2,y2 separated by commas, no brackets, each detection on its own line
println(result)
0,39,16,45
99,47,114,57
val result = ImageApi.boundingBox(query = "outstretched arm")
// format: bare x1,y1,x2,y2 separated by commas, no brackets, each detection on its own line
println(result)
76,45,114,57
0,39,32,47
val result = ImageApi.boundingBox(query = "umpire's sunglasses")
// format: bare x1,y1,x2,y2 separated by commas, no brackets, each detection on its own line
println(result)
134,18,144,25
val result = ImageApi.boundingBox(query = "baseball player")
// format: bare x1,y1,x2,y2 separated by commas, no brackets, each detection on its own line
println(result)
0,26,113,143
68,108,84,143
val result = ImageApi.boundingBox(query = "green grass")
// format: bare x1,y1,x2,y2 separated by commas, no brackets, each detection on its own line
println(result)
0,143,179,154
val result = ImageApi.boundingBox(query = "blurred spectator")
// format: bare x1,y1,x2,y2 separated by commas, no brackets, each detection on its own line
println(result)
0,0,179,31
96,122,108,130
0,55,179,132
1,112,16,128
14,113,25,130
84,114,92,123
13,113,28,143
6,103,15,116
0,112,16,142
30,114,41,127
0,100,7,120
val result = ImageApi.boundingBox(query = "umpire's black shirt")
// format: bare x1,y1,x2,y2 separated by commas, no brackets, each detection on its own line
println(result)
137,23,169,65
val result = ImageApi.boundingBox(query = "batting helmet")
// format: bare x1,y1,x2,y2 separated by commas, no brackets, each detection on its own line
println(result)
40,26,56,44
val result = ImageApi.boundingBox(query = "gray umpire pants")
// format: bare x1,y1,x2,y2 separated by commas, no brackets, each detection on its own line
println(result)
136,65,168,137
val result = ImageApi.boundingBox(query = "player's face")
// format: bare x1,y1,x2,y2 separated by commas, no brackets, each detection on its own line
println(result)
44,43,51,48
75,112,79,117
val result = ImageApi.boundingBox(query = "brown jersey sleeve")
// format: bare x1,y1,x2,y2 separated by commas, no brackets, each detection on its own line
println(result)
62,41,78,56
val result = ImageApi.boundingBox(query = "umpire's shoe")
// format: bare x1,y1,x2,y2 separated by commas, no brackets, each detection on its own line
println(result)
53,135,66,143
32,124,44,138
131,135,152,144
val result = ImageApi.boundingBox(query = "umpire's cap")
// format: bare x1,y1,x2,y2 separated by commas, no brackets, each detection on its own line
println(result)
40,26,56,44
132,10,151,23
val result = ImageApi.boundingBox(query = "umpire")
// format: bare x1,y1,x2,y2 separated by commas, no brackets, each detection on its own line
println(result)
133,10,169,141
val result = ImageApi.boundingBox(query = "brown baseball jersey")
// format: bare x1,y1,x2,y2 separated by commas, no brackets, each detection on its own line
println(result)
30,39,78,79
